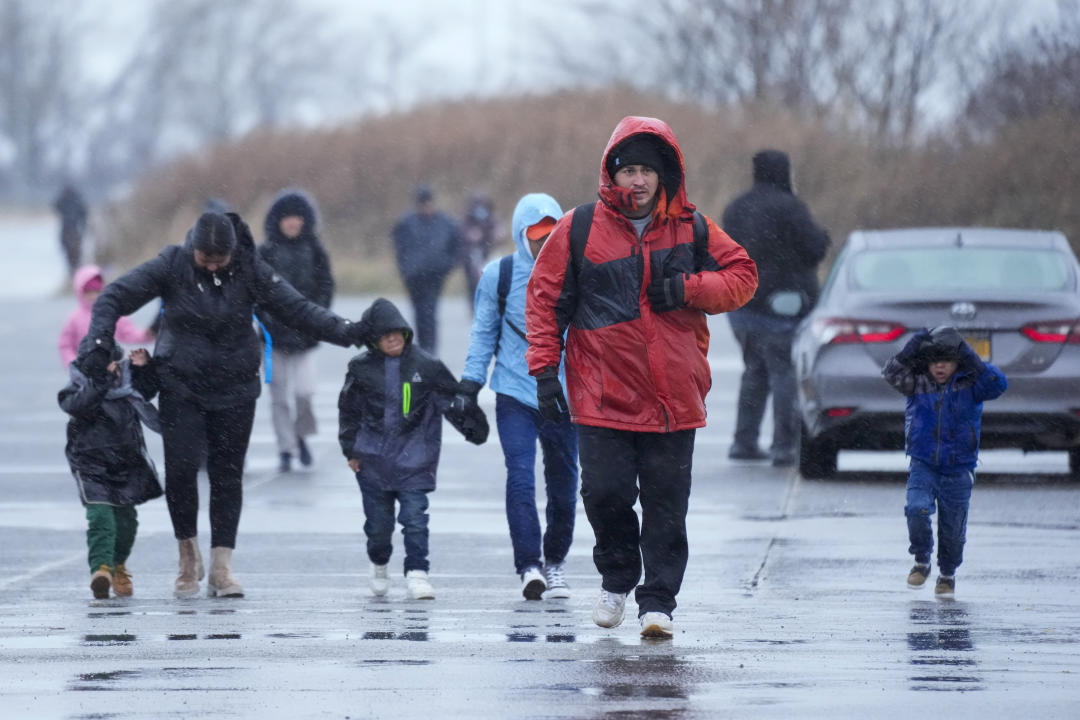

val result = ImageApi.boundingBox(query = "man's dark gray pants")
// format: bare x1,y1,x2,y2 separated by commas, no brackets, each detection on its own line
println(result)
728,313,798,457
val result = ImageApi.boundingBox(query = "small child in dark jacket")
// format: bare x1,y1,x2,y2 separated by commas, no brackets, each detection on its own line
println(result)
338,298,488,600
59,345,163,599
882,326,1007,597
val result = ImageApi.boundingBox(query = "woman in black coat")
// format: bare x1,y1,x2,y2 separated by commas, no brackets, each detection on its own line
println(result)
80,212,368,598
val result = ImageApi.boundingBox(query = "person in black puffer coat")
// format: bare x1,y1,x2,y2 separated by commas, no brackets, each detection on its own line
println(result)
80,211,371,600
59,345,162,599
338,298,488,600
257,189,335,473
722,149,831,466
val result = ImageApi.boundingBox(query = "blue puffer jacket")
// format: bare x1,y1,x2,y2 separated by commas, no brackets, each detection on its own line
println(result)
883,345,1007,472
462,193,566,409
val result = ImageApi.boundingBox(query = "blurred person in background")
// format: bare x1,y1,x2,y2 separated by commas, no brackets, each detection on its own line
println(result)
59,265,153,368
461,191,498,311
392,184,463,354
54,184,88,277
722,149,830,466
79,211,370,599
460,192,578,601
257,189,335,474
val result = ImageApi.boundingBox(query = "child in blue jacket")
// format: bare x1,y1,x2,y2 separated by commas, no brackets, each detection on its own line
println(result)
883,326,1007,596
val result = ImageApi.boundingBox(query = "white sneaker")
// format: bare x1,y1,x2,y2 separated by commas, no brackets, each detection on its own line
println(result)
639,611,674,639
542,561,570,599
370,563,389,597
405,570,435,600
521,566,546,600
592,589,627,628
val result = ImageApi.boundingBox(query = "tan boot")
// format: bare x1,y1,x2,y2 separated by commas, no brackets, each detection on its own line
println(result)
207,546,244,598
174,537,203,599
90,565,112,599
113,563,133,597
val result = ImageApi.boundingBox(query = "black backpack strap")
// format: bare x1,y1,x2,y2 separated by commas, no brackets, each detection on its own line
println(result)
494,254,527,352
569,202,596,278
497,254,514,316
691,210,719,271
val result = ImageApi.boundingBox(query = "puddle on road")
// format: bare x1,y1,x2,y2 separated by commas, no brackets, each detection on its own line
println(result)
68,668,141,691
81,634,136,646
907,602,983,691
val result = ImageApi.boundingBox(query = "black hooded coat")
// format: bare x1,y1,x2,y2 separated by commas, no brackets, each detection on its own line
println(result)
85,215,358,410
58,357,163,506
721,150,830,320
337,299,487,492
256,191,335,353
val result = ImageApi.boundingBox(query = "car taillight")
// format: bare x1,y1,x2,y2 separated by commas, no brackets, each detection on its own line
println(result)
814,318,905,345
1020,320,1080,344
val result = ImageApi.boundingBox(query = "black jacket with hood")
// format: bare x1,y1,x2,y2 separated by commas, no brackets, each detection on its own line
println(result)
721,150,830,321
58,353,163,506
338,298,487,492
85,215,359,410
256,190,335,353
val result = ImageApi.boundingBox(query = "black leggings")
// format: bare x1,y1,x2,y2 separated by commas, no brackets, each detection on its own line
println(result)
159,393,256,548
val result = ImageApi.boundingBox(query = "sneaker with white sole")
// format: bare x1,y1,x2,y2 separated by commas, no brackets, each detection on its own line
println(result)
521,566,546,600
935,575,956,597
907,563,931,588
370,563,389,597
592,589,627,628
406,570,435,600
542,561,570,599
639,612,674,638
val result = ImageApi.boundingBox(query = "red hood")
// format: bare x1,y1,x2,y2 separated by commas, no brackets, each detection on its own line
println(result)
597,116,693,220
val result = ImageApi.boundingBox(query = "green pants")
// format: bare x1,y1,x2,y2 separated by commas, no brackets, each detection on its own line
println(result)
85,505,138,573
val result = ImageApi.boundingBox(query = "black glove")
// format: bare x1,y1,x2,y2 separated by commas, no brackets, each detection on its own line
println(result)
79,347,113,384
897,328,931,362
646,274,686,313
461,410,489,445
957,338,985,370
347,315,375,347
451,379,483,415
536,367,568,423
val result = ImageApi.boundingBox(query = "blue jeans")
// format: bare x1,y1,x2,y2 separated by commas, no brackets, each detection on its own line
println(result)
905,458,974,576
360,487,430,574
495,394,579,575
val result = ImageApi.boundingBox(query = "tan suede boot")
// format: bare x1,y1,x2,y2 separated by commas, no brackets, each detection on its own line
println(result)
112,564,133,597
90,565,112,599
174,537,204,599
207,546,244,598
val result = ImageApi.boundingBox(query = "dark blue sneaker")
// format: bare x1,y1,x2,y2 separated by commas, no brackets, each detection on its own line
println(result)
297,438,312,467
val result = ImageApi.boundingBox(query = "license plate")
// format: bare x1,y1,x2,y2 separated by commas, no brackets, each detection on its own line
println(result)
964,334,991,360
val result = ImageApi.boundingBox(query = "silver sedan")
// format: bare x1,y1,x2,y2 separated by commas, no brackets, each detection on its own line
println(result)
793,227,1080,478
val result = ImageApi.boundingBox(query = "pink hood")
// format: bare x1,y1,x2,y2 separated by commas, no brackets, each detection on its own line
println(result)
72,265,104,309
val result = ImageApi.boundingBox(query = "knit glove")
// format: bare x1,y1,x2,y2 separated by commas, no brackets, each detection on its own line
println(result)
646,274,686,313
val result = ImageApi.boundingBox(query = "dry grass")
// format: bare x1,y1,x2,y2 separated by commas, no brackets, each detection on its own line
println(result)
98,89,1080,291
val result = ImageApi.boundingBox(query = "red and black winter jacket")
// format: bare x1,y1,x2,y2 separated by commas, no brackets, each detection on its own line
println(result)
525,116,758,432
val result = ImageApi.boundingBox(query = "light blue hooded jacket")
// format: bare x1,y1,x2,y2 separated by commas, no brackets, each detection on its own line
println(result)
462,193,566,409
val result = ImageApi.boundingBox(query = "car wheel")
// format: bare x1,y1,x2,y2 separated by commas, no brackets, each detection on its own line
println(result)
1068,447,1080,480
799,432,837,479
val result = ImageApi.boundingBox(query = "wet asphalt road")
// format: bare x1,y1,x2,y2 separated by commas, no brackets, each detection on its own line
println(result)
1,293,1078,719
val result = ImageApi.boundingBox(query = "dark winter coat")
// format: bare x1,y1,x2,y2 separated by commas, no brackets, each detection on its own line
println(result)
392,210,463,284
256,190,335,353
525,115,759,432
883,340,1008,472
85,216,358,411
721,150,830,321
59,359,163,506
338,299,485,492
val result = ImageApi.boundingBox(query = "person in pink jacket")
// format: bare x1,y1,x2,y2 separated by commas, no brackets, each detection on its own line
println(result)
59,265,152,368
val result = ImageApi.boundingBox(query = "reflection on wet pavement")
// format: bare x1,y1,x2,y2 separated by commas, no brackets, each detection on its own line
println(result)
908,601,982,691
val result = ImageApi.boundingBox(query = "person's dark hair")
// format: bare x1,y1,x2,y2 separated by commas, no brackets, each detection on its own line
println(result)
923,326,963,362
192,212,236,255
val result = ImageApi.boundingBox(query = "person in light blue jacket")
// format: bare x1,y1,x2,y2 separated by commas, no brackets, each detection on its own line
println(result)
459,193,578,601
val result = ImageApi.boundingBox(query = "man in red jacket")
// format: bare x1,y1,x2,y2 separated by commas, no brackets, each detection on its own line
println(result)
526,116,758,638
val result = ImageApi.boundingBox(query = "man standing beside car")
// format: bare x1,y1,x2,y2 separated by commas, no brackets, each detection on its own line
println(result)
723,149,831,466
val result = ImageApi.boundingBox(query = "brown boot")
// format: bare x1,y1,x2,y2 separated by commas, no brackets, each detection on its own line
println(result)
90,565,112,599
174,537,204,599
207,546,244,598
113,563,133,597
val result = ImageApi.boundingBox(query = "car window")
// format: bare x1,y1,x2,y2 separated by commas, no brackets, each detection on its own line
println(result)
849,248,1073,292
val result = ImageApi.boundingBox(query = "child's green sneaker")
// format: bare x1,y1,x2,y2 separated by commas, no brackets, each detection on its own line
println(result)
90,565,112,599
907,563,930,588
